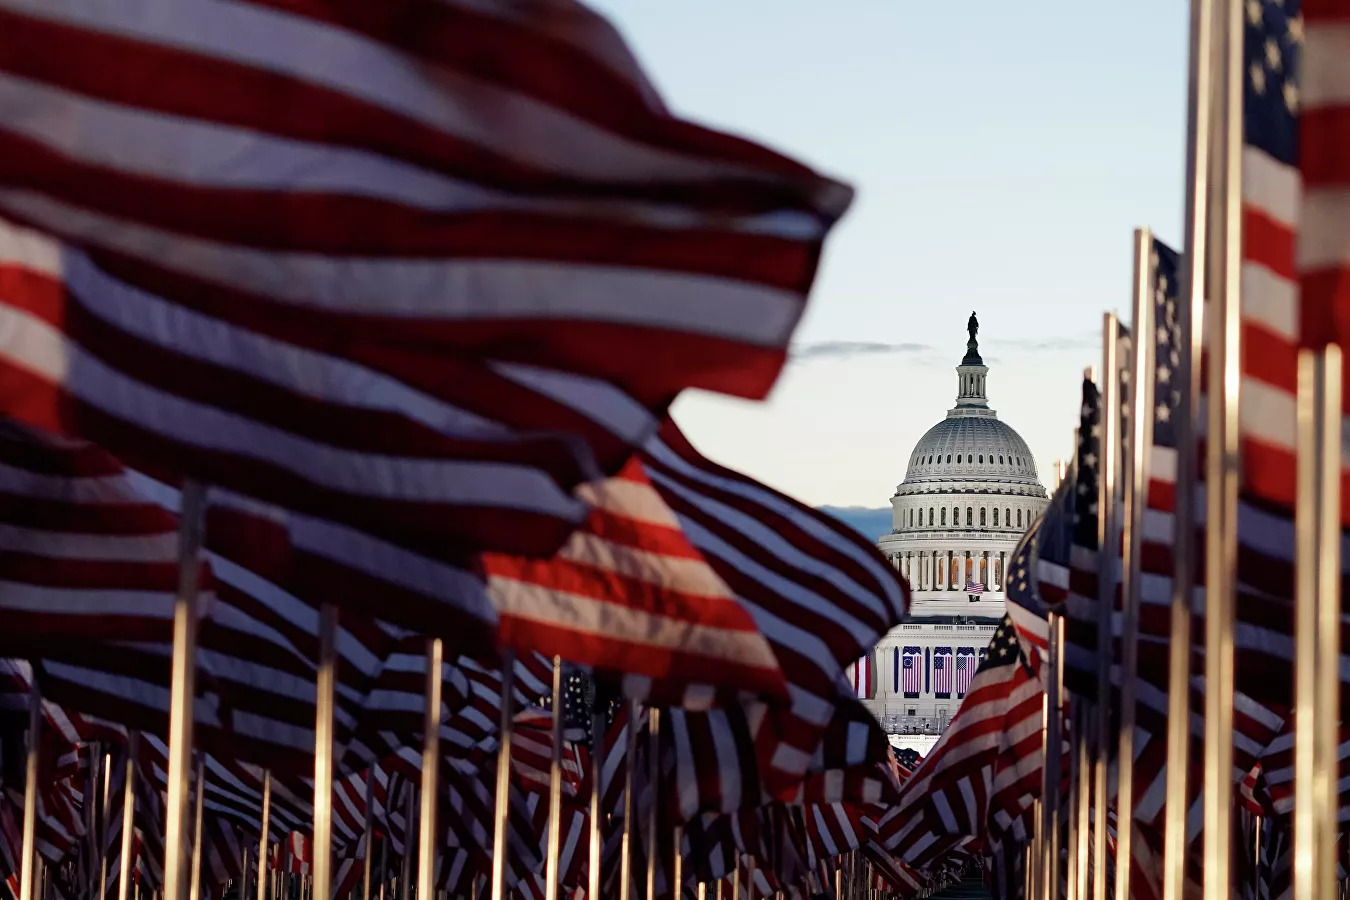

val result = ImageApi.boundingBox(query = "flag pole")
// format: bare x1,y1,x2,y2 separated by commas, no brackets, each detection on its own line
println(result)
1041,611,1063,900
1092,315,1122,900
1295,345,1343,897
164,481,207,900
645,709,661,900
19,679,40,900
189,755,205,900
1073,704,1091,900
100,750,112,900
544,657,564,900
1065,701,1080,900
671,825,683,900
257,770,271,900
1166,0,1218,894
361,767,373,900
119,734,139,900
1314,350,1341,900
418,637,443,900
490,649,516,900
619,699,639,900
1202,0,1243,896
313,604,338,900
588,706,604,900
399,788,412,900
1116,228,1156,900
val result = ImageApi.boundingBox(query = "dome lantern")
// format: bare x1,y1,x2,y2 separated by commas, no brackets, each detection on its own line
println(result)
955,311,989,409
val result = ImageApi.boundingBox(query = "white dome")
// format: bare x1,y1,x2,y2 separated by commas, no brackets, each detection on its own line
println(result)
904,415,1041,489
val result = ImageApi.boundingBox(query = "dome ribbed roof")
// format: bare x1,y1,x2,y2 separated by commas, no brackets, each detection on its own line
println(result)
905,415,1040,485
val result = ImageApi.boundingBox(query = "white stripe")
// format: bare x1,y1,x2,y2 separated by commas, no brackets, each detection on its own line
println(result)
0,582,178,617
0,300,587,515
1242,263,1298,339
0,523,177,561
0,190,803,343
1243,146,1300,226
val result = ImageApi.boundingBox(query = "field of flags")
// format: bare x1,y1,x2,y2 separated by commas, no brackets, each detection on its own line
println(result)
0,0,1342,899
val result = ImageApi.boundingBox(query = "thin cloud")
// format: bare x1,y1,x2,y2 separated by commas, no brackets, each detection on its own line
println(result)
791,340,933,361
985,330,1100,353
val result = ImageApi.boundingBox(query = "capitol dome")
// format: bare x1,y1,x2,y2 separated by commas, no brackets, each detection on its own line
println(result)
877,312,1048,604
867,312,1050,747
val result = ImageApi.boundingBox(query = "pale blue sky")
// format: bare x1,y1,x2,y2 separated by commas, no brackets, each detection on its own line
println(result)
587,1,1190,507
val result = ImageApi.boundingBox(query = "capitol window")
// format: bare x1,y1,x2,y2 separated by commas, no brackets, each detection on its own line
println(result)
980,508,986,526
1006,507,1011,527
957,454,962,463
946,455,951,463
928,507,934,525
999,455,1004,464
966,506,972,526
979,454,984,463
993,508,999,526
1017,508,1023,527
940,508,946,526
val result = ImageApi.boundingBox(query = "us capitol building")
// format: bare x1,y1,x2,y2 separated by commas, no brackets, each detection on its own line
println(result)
869,313,1048,754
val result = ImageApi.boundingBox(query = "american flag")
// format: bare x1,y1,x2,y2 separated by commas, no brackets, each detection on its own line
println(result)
1005,512,1051,664
0,0,850,581
932,648,953,697
901,647,923,696
954,649,978,698
1296,1,1350,350
846,653,875,700
965,580,984,594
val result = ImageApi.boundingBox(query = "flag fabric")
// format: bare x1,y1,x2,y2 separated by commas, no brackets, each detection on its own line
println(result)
1296,0,1350,352
0,0,852,575
901,647,922,696
932,648,953,697
955,649,978,698
965,580,984,594
846,653,874,700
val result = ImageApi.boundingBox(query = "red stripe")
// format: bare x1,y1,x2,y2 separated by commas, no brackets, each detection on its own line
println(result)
1243,205,1296,281
0,9,833,214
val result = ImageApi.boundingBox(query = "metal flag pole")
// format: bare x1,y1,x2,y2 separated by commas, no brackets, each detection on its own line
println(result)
729,855,739,900
257,771,271,900
165,481,208,900
1295,344,1343,897
1314,351,1342,900
490,649,516,900
1165,0,1218,894
1092,317,1122,900
588,704,604,900
1042,612,1063,900
645,709,661,900
1116,229,1157,900
619,699,639,900
545,657,564,900
1065,703,1080,900
1073,704,1091,900
119,734,139,900
418,638,444,900
1202,0,1243,896
188,756,206,900
19,680,40,900
671,825,683,900
362,767,373,900
313,604,338,900
1029,797,1042,900
100,750,112,900
399,788,412,900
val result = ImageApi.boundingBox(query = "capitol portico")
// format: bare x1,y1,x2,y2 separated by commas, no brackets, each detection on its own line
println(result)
869,314,1048,753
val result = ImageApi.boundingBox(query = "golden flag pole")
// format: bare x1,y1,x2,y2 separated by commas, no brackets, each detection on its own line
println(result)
1201,0,1244,896
1294,345,1342,897
1115,229,1157,900
164,482,207,900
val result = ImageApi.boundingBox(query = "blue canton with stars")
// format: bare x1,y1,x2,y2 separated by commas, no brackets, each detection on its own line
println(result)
978,615,1029,675
1150,239,1183,450
1072,377,1101,551
1006,514,1048,619
1244,0,1302,166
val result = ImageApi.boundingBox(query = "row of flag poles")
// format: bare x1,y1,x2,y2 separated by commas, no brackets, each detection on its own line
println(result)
0,1,1340,900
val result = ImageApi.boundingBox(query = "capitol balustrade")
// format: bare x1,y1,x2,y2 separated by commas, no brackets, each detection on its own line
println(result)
880,713,949,736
